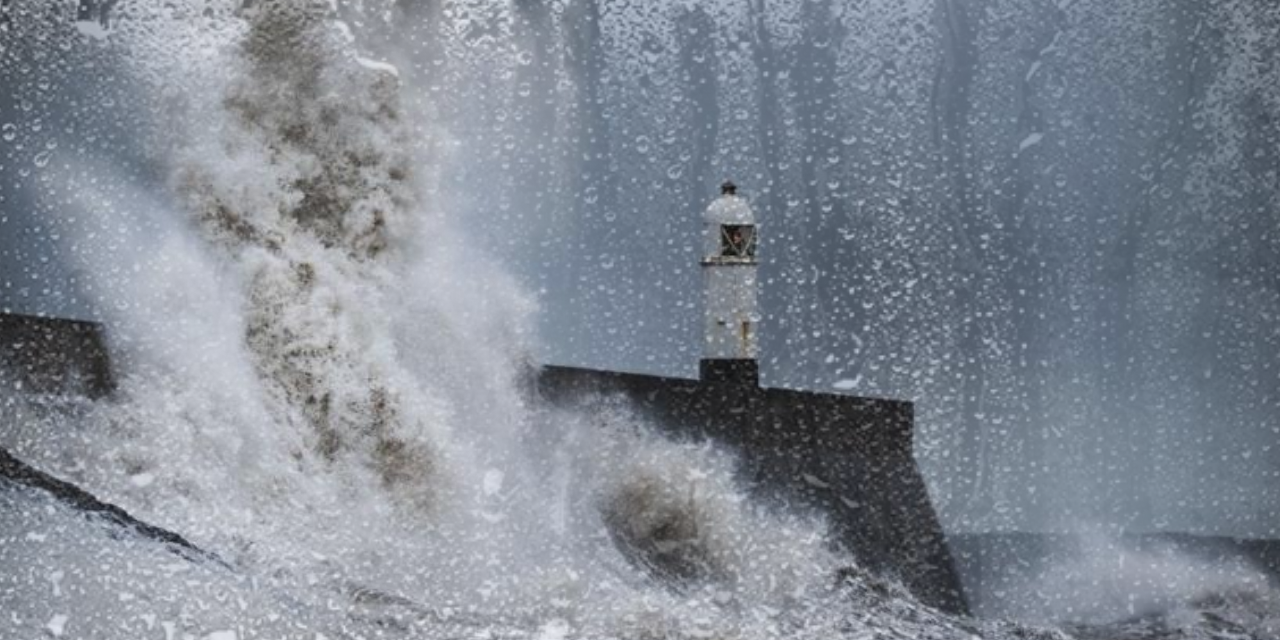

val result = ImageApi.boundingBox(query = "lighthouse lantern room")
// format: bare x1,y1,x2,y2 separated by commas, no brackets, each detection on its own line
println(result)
700,181,760,384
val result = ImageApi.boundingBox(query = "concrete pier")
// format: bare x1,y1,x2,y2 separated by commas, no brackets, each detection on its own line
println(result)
0,313,113,398
0,312,968,614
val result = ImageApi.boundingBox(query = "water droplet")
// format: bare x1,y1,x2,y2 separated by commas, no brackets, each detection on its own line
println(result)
1,123,15,142
33,150,51,168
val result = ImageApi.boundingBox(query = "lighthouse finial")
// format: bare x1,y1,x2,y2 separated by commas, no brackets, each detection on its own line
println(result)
720,180,737,196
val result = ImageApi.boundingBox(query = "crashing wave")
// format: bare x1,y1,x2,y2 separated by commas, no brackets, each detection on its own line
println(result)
2,1,1276,639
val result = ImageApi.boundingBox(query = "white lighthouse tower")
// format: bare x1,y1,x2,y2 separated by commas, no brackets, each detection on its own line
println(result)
700,181,759,384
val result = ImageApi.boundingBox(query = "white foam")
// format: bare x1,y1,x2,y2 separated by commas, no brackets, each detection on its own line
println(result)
0,3,1069,639
45,614,68,637
74,20,110,41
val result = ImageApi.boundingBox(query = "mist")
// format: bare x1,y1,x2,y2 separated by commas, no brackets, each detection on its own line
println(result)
3,0,1279,541
355,0,1280,537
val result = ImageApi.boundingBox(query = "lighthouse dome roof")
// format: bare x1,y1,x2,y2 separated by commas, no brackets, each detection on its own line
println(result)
704,194,756,225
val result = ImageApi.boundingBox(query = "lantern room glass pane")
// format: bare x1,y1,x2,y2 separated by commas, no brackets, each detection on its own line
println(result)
719,224,756,258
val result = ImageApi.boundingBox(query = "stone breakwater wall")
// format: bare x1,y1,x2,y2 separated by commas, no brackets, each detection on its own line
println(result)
535,365,969,615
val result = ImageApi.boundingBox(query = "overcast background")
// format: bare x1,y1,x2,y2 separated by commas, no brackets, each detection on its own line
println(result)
2,0,1278,536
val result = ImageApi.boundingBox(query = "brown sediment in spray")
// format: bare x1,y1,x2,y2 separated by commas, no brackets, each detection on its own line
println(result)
172,0,437,509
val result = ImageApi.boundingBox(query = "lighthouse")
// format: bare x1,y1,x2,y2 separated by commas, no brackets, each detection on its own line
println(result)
700,181,759,384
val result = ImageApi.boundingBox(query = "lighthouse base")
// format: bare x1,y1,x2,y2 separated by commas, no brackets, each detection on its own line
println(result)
698,358,759,386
